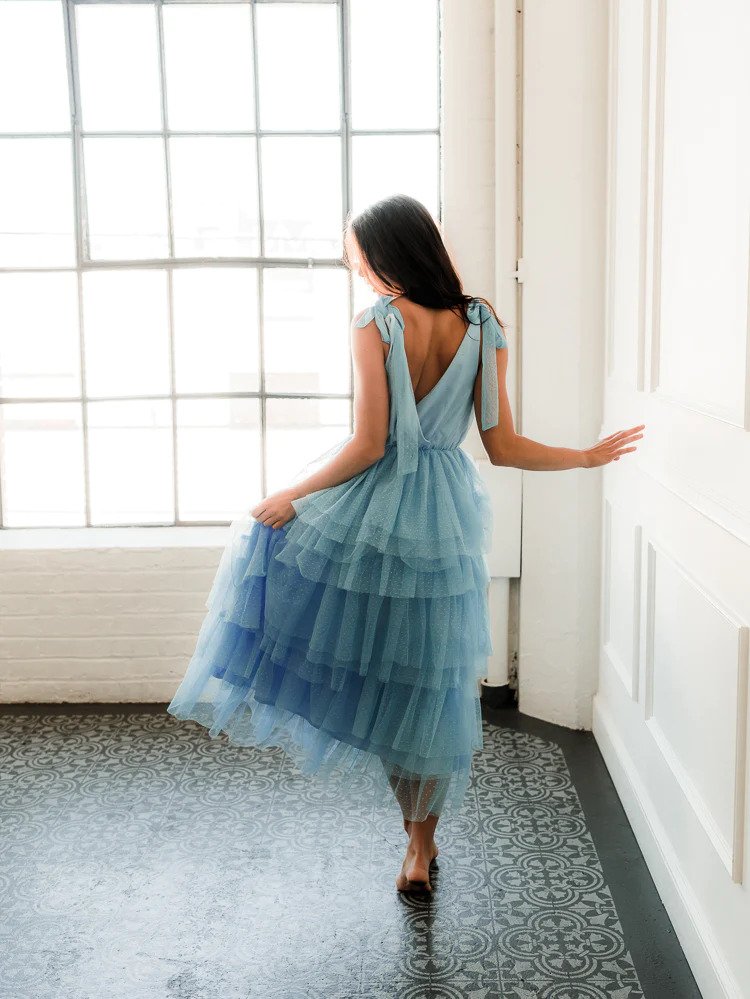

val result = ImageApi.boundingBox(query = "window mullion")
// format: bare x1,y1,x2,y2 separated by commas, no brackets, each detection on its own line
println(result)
62,0,93,527
250,0,267,499
154,0,180,524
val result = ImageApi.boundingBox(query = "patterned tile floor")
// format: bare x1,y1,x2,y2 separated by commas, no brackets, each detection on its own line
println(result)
0,706,700,999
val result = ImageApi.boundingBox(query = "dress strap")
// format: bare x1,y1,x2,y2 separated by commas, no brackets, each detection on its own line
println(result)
466,298,507,431
353,295,420,476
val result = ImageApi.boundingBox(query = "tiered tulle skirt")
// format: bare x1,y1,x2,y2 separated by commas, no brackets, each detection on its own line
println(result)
166,440,495,821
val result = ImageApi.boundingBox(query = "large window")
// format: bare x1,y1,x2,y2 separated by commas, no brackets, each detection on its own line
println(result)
0,0,440,528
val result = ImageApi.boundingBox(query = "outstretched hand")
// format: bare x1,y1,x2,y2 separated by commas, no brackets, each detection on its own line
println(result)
249,488,298,529
581,424,645,468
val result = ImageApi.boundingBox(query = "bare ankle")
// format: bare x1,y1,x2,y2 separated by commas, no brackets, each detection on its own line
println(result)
408,833,435,851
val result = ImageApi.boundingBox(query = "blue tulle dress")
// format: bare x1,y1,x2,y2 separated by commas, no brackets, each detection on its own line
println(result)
166,293,508,821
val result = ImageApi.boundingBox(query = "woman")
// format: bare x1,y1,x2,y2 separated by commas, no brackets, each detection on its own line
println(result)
167,194,644,894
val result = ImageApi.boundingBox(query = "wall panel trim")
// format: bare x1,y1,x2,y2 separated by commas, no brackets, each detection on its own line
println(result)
642,536,749,883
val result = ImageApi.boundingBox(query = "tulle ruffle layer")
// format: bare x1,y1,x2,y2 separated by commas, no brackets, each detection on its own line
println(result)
293,445,493,553
167,444,494,821
202,513,493,692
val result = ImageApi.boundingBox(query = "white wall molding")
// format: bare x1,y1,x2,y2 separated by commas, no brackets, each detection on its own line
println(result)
597,0,750,986
646,0,665,396
601,498,641,701
604,0,618,383
649,0,750,429
593,694,743,999
641,535,749,883
605,0,652,394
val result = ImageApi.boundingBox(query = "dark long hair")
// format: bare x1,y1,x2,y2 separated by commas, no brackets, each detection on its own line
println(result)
343,194,507,333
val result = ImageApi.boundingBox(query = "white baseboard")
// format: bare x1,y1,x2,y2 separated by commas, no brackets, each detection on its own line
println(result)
592,694,742,999
0,680,175,704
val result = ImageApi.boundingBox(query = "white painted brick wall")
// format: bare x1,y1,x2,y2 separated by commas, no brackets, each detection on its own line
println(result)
0,533,228,702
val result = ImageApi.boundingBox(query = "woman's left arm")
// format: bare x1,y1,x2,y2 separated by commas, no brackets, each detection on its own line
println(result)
249,312,390,529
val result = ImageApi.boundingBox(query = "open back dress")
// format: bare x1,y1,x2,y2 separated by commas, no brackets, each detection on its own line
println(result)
167,292,509,822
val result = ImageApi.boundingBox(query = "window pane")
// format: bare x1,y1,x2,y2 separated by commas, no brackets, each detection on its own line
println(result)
82,271,170,397
0,1,70,133
84,137,169,260
0,273,80,399
163,3,255,132
173,268,259,395
351,134,439,219
263,268,349,395
256,3,340,131
350,0,439,130
261,137,342,257
265,397,349,496
352,279,379,318
170,137,259,258
0,402,85,527
88,400,173,526
177,398,262,522
75,4,162,132
0,138,75,267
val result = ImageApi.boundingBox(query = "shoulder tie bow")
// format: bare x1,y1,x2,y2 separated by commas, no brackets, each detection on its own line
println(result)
466,298,505,431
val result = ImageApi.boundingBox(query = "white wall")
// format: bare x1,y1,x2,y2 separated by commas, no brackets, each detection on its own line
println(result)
517,0,609,728
593,1,750,995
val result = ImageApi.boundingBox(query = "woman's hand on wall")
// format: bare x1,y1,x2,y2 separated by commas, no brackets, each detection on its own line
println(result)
580,424,646,468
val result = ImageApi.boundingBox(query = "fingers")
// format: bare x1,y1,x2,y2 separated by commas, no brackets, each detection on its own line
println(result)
249,503,273,524
249,507,270,524
596,431,643,458
606,432,643,452
252,508,290,528
586,434,643,467
606,442,640,461
600,423,646,445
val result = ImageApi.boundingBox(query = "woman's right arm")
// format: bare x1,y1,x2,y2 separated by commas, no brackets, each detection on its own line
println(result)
473,346,645,470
